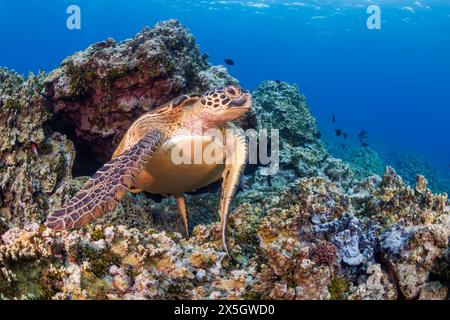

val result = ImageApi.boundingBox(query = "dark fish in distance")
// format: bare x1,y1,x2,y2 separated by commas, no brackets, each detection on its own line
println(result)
224,58,235,66
332,113,336,124
358,130,368,140
341,143,346,149
275,80,281,84
335,128,342,137
343,132,348,139
361,142,369,148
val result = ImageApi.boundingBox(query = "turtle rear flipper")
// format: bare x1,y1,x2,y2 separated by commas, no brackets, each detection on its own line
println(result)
45,130,163,231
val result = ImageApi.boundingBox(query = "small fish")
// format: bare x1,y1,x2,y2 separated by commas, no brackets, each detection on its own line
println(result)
224,58,235,66
31,142,39,159
341,143,346,149
343,132,348,139
358,130,368,140
275,80,281,84
335,128,342,137
331,113,336,124
361,142,369,148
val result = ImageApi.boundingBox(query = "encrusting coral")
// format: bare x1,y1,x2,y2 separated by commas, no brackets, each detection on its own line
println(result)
0,69,75,231
0,20,448,300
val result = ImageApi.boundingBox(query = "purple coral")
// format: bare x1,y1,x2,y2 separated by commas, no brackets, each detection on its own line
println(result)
312,242,338,266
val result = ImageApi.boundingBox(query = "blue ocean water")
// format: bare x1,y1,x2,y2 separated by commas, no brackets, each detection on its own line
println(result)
1,0,449,189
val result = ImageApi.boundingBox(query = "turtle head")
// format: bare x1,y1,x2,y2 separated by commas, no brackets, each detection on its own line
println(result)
197,85,252,126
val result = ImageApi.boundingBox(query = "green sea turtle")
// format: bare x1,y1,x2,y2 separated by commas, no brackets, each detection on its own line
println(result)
45,85,251,259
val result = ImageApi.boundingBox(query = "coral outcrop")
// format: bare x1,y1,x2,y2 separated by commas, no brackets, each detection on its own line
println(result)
0,20,448,300
240,81,358,198
0,69,75,230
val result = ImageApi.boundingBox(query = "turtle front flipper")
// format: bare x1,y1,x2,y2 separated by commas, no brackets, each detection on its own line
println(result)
219,128,248,261
45,130,164,231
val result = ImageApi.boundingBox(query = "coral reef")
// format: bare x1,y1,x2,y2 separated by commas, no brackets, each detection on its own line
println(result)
336,146,384,179
1,169,447,300
0,20,448,300
382,149,450,195
328,141,450,195
0,69,75,230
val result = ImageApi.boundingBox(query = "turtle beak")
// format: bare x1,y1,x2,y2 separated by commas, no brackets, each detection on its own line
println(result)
229,93,251,110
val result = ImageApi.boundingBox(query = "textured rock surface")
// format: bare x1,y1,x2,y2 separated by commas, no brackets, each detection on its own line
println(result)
0,20,449,300
0,69,75,230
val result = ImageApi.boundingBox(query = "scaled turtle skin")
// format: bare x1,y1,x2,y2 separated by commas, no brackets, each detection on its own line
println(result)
46,85,252,261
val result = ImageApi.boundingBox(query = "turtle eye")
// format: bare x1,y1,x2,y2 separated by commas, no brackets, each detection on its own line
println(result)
224,86,241,98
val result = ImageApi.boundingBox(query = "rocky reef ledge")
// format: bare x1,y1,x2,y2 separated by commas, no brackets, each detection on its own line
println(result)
0,20,448,300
